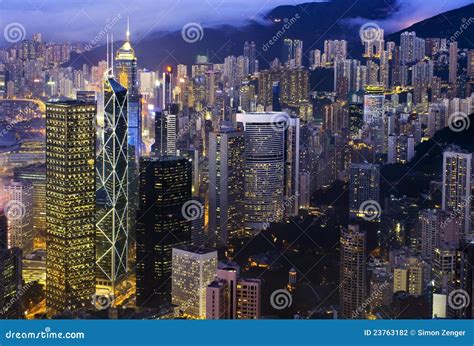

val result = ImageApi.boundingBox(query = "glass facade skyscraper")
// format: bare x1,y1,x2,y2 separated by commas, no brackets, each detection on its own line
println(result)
45,101,96,315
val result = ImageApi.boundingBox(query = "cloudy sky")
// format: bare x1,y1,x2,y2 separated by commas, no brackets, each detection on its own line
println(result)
0,0,471,44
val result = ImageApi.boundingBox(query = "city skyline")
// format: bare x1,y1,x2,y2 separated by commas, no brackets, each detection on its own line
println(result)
0,0,473,326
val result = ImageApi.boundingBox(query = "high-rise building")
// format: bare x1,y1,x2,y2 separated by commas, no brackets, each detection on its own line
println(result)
209,127,245,246
136,156,192,307
340,224,366,319
236,278,261,319
96,77,129,293
349,163,380,220
171,246,217,319
3,181,33,253
442,148,472,240
363,85,385,124
236,112,296,231
45,100,96,315
449,42,458,84
0,246,22,319
14,164,46,250
115,21,141,251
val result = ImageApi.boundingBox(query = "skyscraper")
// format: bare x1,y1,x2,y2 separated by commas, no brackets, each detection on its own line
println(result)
115,20,141,250
3,180,33,253
236,112,288,231
171,246,217,319
45,100,96,315
449,42,458,84
349,163,380,220
136,156,192,307
442,148,472,241
208,127,245,246
96,77,129,294
340,224,366,319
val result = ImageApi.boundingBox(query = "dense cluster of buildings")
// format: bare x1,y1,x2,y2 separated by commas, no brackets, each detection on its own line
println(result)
0,17,473,320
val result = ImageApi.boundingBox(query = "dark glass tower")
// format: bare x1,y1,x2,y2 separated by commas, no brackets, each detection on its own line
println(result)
96,77,129,294
136,156,192,307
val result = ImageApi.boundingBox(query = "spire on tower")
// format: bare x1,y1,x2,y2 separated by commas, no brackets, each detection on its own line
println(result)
126,17,130,42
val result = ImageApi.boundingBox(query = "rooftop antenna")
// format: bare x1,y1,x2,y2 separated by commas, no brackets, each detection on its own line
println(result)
111,34,114,76
126,17,130,42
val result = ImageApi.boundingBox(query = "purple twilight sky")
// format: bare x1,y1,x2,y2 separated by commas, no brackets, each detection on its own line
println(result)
0,0,472,44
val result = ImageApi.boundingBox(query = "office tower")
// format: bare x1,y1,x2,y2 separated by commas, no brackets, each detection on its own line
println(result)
96,77,129,293
363,85,384,124
449,42,458,84
115,21,141,247
14,164,46,250
171,246,217,319
0,242,22,319
294,40,303,67
442,149,472,240
340,224,366,319
235,112,287,231
243,41,256,75
153,109,167,156
136,156,192,307
45,101,96,315
166,112,177,156
349,163,380,219
209,127,245,246
3,181,33,253
299,171,311,210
